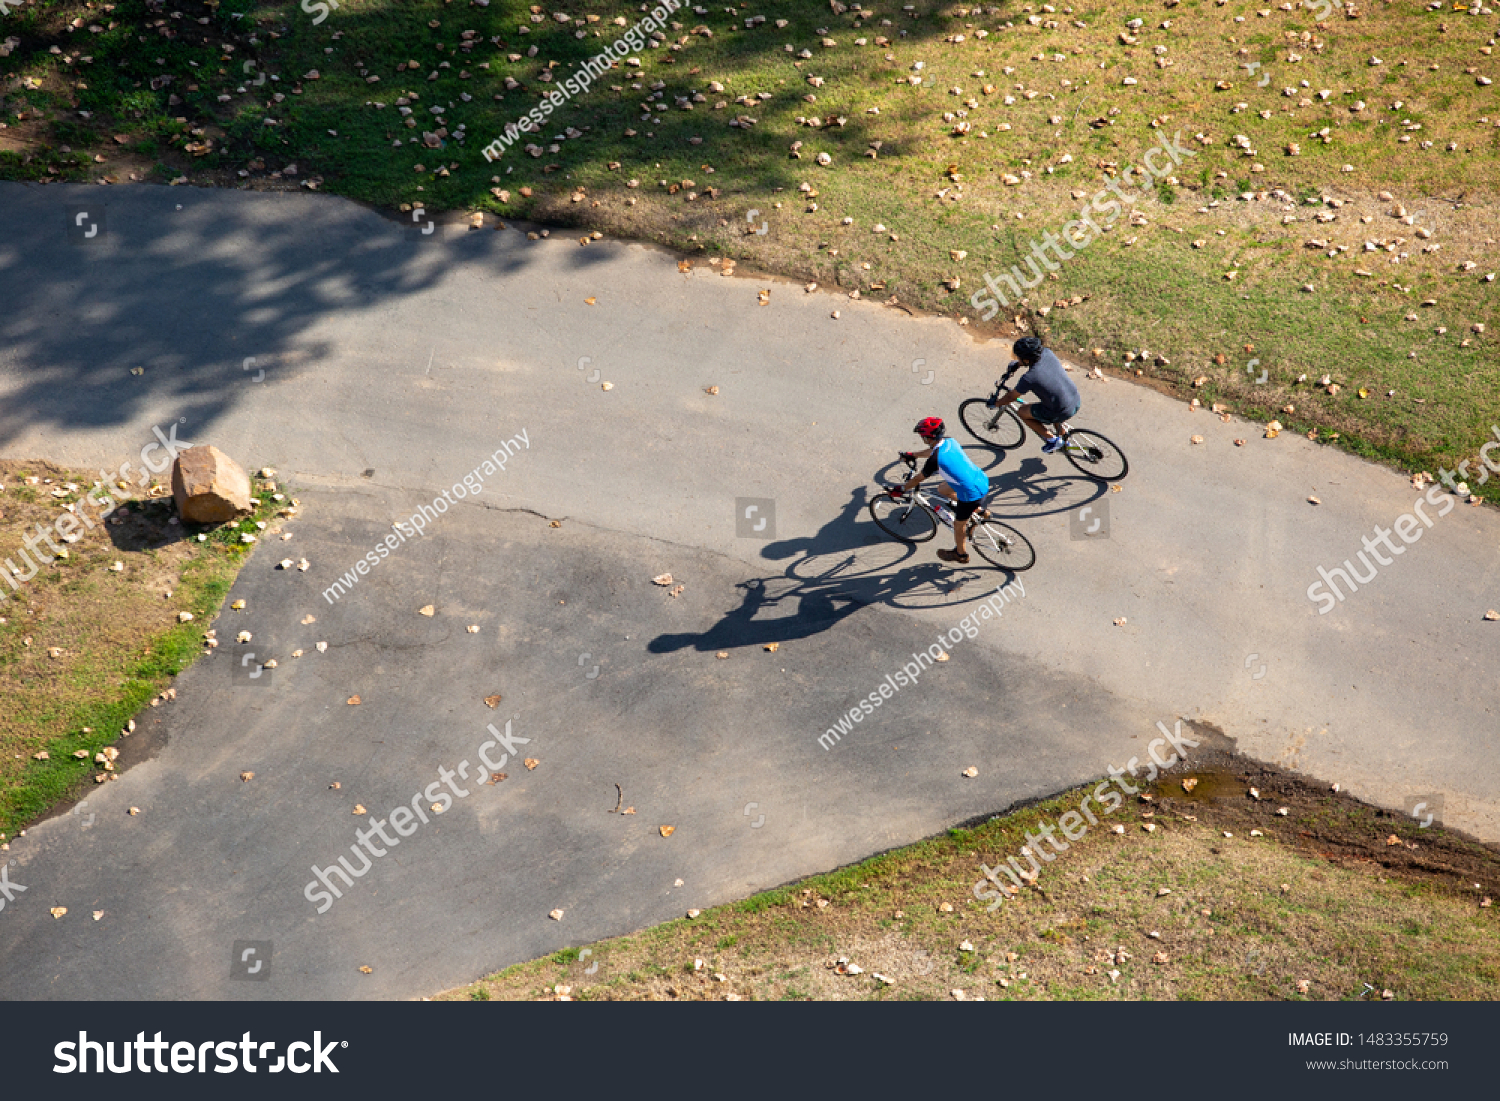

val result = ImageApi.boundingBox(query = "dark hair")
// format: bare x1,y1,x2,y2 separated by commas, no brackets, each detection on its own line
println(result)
1013,336,1044,363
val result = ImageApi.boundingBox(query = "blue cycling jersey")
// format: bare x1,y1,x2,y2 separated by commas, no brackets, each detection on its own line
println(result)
927,437,990,502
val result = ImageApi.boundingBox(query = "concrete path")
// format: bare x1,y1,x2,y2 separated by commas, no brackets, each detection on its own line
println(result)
0,182,1495,999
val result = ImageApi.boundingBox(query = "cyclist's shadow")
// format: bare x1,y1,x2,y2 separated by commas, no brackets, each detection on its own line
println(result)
648,485,1011,655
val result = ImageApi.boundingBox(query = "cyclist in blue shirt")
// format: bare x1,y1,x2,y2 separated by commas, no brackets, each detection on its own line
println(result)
894,416,991,565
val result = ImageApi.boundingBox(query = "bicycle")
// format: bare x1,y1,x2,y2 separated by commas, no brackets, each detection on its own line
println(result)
958,362,1129,482
867,457,1036,571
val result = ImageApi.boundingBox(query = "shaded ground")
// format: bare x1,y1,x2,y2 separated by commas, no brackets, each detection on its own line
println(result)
1,0,1496,489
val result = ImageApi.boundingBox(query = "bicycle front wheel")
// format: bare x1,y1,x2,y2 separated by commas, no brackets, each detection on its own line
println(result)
967,518,1037,571
869,494,939,543
959,398,1025,450
1061,428,1129,481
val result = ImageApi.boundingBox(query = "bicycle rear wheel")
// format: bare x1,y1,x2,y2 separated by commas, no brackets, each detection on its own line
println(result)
1061,427,1129,481
967,518,1037,571
869,494,939,543
959,398,1025,450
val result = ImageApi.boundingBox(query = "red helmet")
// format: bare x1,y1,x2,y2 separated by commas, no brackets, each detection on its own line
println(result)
914,417,945,441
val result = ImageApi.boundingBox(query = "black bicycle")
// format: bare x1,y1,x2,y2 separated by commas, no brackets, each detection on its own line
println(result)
867,458,1036,571
958,363,1129,482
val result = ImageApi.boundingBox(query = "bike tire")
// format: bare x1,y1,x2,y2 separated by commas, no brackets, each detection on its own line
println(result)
959,398,1026,450
1061,427,1129,482
869,494,939,543
967,518,1037,572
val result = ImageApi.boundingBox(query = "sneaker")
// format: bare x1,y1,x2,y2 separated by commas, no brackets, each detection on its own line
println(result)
937,547,971,565
1042,435,1066,454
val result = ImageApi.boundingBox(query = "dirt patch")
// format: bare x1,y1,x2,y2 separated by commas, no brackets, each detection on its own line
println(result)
442,743,1499,1003
0,459,283,836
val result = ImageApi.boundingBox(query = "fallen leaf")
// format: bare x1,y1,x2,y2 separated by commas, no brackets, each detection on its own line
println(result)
686,909,701,918
1182,778,1198,792
678,260,693,273
524,758,539,770
1234,439,1247,447
705,385,720,395
231,599,246,610
659,825,676,837
1190,435,1205,445
1114,617,1127,627
1484,610,1499,621
489,772,507,784
584,297,596,306
347,696,361,706
1386,834,1401,846
1307,496,1321,505
316,641,328,652
33,751,48,760
484,694,502,709
301,615,316,625
418,604,435,616
93,910,104,920
51,907,67,919
715,651,728,659
431,803,445,814
757,289,770,305
622,806,635,814
549,909,565,921
240,771,255,782
601,382,614,390
359,966,373,974
1152,951,1170,965
962,767,978,778
353,804,367,815
764,642,779,652
653,573,674,586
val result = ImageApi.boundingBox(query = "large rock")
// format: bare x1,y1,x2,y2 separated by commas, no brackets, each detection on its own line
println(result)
172,446,253,524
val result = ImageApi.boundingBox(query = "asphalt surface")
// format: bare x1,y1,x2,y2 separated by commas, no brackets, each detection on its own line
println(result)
0,181,1496,999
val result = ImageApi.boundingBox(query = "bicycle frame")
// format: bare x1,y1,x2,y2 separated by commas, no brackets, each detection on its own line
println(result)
892,459,966,526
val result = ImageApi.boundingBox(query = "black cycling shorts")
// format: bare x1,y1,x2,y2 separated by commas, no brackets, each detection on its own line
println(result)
1030,400,1080,425
953,498,984,522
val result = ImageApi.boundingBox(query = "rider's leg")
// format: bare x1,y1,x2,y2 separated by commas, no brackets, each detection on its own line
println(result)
1017,404,1059,442
954,516,968,556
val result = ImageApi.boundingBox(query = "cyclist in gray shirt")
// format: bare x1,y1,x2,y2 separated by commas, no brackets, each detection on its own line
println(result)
989,336,1081,453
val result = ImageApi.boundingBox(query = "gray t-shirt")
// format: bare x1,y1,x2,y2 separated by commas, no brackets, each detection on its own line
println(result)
1014,349,1080,417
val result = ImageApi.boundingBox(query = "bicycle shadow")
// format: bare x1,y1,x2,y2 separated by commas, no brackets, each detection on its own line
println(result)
973,454,1110,522
648,485,1022,656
